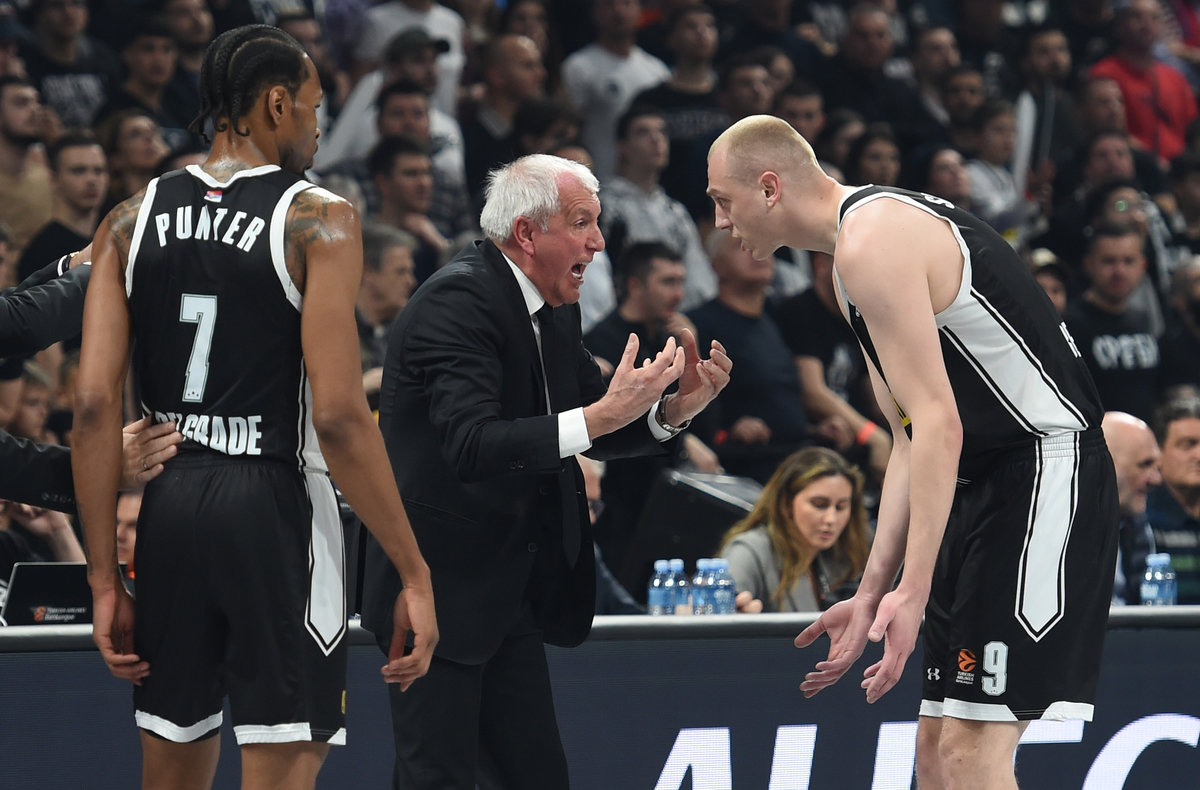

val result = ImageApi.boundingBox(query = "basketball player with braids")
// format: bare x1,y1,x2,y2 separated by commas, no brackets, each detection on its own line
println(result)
707,115,1119,790
73,25,437,789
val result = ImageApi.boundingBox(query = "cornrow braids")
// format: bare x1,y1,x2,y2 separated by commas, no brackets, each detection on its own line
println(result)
191,24,309,143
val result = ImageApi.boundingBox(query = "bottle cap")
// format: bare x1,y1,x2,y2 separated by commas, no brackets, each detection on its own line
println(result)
715,558,728,571
669,558,684,571
654,559,669,572
697,559,710,571
1148,553,1172,567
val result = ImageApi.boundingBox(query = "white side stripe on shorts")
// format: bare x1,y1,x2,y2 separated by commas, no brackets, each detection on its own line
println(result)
304,471,346,655
1014,434,1081,641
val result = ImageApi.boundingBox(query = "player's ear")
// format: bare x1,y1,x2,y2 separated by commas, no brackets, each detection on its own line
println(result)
761,172,781,207
266,85,289,127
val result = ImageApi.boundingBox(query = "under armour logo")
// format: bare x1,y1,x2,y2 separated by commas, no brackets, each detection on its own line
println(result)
927,668,941,681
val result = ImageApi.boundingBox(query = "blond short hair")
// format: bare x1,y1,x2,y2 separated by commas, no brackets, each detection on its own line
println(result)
710,115,819,184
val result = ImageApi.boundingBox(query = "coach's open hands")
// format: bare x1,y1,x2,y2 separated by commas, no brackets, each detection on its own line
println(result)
383,580,438,691
662,328,732,427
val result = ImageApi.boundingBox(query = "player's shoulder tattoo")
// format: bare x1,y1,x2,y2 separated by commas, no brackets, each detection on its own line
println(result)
105,191,146,264
284,186,354,295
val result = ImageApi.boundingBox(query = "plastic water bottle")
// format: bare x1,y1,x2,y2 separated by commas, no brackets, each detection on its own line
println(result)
692,559,712,615
711,558,737,614
669,558,691,615
647,560,671,616
1141,553,1178,606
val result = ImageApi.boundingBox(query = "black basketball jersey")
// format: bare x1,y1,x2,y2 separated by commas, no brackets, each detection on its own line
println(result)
833,185,1104,478
126,164,326,472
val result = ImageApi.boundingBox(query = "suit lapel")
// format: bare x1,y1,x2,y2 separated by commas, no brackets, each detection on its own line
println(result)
481,240,548,408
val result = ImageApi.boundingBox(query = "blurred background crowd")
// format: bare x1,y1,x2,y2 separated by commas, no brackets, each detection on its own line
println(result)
1,0,1199,617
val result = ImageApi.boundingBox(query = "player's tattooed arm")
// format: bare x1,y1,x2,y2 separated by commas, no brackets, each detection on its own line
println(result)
102,192,145,269
285,187,357,295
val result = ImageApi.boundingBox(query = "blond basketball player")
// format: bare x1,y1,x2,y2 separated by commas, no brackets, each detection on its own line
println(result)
707,115,1118,790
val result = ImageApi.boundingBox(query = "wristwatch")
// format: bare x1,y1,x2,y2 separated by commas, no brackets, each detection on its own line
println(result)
655,396,690,435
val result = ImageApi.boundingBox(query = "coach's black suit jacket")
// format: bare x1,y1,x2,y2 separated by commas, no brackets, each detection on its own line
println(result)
0,256,89,510
361,239,668,664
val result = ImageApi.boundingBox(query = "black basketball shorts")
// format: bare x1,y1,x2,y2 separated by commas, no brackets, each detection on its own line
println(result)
131,455,348,744
921,429,1118,722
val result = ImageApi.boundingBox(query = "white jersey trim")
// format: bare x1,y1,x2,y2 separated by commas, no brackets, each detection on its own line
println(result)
233,722,311,744
269,180,315,311
135,710,222,742
836,188,1091,438
185,163,281,187
928,699,1094,722
125,177,160,298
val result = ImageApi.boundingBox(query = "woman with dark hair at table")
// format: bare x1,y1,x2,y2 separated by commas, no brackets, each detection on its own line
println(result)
721,447,871,613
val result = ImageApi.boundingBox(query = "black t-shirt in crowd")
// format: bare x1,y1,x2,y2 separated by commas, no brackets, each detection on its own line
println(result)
631,82,728,213
1063,297,1159,423
1158,323,1200,395
583,309,669,370
687,299,809,444
770,288,870,413
21,37,122,128
17,220,89,284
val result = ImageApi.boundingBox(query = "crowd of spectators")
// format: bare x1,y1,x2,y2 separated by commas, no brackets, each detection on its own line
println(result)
1,0,1200,614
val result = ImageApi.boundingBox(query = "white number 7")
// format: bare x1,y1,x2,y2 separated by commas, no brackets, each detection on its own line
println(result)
179,294,217,403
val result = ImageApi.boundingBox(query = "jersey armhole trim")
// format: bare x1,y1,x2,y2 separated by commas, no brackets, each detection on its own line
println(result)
125,178,160,298
269,181,315,312
836,190,973,324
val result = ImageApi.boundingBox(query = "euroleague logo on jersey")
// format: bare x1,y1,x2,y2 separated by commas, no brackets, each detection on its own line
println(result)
955,649,977,685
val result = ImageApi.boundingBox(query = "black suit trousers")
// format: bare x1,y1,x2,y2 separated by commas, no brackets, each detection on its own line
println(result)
381,602,569,790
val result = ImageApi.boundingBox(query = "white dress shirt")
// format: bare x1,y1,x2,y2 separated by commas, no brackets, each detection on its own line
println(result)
502,253,674,458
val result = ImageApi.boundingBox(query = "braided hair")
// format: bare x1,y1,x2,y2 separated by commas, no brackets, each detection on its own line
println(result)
190,24,309,143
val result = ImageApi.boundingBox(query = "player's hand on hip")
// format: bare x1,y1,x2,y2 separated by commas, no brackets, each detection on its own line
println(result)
859,587,924,704
383,581,439,691
120,417,183,489
794,595,877,697
586,333,684,436
663,330,732,426
91,585,149,685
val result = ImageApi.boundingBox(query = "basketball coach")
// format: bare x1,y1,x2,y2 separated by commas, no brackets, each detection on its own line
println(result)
361,154,732,788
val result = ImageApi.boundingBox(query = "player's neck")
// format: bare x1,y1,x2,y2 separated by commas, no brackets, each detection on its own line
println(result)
798,180,852,255
204,133,280,179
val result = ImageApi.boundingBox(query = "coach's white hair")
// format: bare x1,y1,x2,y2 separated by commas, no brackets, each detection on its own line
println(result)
479,154,600,243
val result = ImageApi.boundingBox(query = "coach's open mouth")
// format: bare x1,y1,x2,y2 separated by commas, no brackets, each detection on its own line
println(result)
571,263,587,280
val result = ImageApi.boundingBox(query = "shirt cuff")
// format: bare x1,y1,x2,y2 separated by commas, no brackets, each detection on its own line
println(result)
558,408,592,458
647,405,675,442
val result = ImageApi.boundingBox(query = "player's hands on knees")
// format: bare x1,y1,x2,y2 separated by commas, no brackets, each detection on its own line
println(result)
383,581,439,691
794,595,878,698
120,417,183,489
858,587,925,704
91,584,149,685
586,334,684,436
